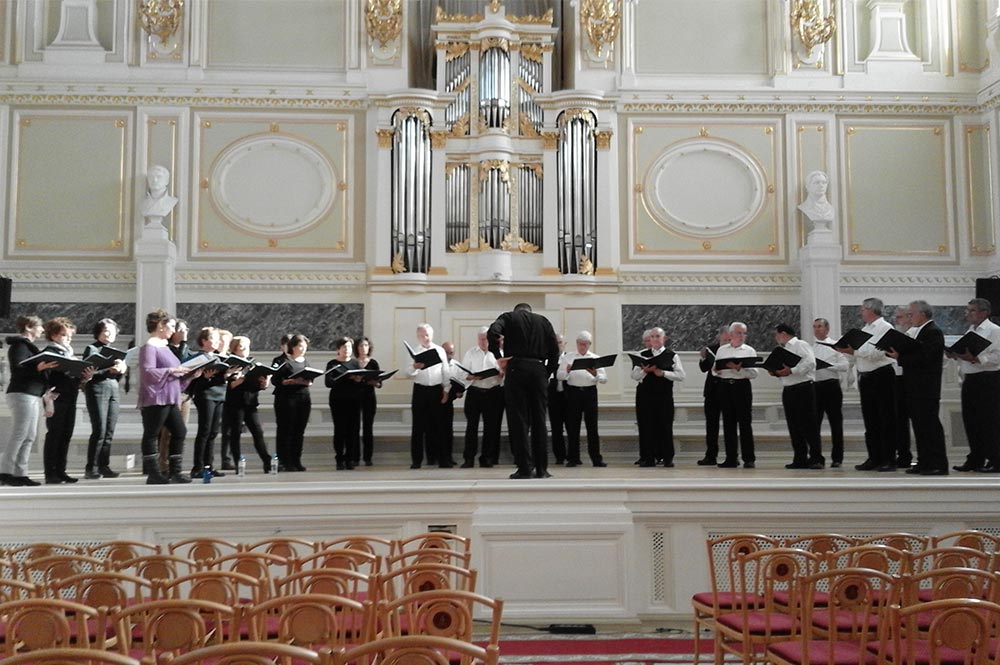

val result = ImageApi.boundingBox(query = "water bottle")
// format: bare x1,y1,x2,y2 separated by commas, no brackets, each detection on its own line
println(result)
270,455,279,475
202,465,211,484
238,456,247,478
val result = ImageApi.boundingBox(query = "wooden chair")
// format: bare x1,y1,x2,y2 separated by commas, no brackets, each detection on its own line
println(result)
376,562,478,602
86,541,161,569
245,593,374,647
320,536,394,558
46,570,156,609
384,548,471,572
897,566,1000,636
713,547,820,665
0,647,142,664
20,554,107,588
378,588,503,648
5,543,84,564
204,551,292,599
243,537,319,560
0,577,37,602
855,533,929,556
783,534,857,562
275,568,373,602
116,554,200,583
158,570,265,607
168,538,241,565
0,597,110,654
296,548,382,576
766,567,895,665
332,634,499,665
160,640,332,665
905,546,993,576
109,598,239,661
691,534,780,665
392,533,471,558
930,529,1000,555
823,544,911,578
884,598,1000,665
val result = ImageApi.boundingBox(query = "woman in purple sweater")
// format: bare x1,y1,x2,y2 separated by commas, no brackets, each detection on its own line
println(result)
138,309,200,485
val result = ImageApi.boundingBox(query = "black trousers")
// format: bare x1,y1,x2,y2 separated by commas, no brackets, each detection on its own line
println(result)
505,359,549,474
547,380,567,463
43,392,79,477
719,379,755,464
330,397,361,466
411,384,443,466
782,381,823,464
907,389,947,471
565,385,603,465
361,390,376,463
274,392,310,468
814,378,844,463
191,395,224,471
636,387,675,464
223,399,270,468
140,404,185,466
894,374,912,464
960,371,1000,466
463,386,503,465
85,380,119,471
703,382,721,461
858,365,896,466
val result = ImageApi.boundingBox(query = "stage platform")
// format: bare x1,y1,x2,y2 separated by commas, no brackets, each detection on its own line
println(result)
1,460,997,629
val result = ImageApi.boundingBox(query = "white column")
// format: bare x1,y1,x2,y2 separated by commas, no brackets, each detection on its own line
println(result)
800,226,842,339
134,226,177,338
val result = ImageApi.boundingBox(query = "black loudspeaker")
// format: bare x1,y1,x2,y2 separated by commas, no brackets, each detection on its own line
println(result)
975,278,1000,315
0,277,10,319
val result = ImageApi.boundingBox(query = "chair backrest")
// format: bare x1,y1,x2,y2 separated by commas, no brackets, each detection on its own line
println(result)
392,533,471,558
376,562,478,602
704,533,781,596
117,554,200,583
783,533,858,558
168,538,241,564
930,530,1000,555
21,554,107,587
86,541,161,568
204,551,291,598
802,567,897,641
385,548,471,571
158,570,264,606
320,536,394,558
47,570,155,609
275,567,372,600
825,544,911,577
378,588,503,647
160,641,331,665
110,598,238,659
856,533,930,555
245,593,375,648
899,566,1000,606
5,543,84,564
243,537,319,560
0,647,141,665
890,598,1000,665
296,548,381,576
735,547,820,616
0,597,108,654
333,634,499,665
0,576,37,602
906,546,993,575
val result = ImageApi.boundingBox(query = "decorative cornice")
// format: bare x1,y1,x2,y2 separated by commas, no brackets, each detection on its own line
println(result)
0,91,367,110
2,270,137,289
839,272,981,290
619,272,800,292
176,270,366,290
621,99,981,116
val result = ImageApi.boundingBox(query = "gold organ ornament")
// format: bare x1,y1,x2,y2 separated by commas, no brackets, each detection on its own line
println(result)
580,0,622,61
365,0,402,49
137,0,184,44
791,0,836,58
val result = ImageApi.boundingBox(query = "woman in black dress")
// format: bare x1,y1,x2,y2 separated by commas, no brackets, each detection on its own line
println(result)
223,335,273,473
355,337,380,466
271,334,312,472
326,337,362,470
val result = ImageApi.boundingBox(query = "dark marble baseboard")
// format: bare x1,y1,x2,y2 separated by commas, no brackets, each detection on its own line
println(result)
0,303,137,336
839,304,968,335
622,304,801,351
176,303,364,351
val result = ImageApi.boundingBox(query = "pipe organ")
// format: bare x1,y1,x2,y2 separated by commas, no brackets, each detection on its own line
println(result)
389,109,432,273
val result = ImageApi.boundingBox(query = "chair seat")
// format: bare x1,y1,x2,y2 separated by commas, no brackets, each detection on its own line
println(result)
870,638,1000,665
811,610,881,632
774,590,829,607
717,610,796,635
692,591,764,610
769,639,880,665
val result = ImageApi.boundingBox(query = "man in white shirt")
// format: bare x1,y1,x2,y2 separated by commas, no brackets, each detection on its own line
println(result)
712,322,757,468
404,323,450,469
812,318,849,467
948,298,1000,473
460,327,503,468
771,324,823,469
632,327,685,467
836,297,897,472
557,331,608,467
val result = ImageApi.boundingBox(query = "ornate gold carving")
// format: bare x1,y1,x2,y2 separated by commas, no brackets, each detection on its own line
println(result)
201,120,212,128
137,0,185,44
337,122,347,131
435,7,483,23
634,184,643,194
578,254,594,275
443,42,470,60
479,160,510,182
398,107,432,124
376,128,394,148
541,131,559,150
268,239,278,248
449,235,489,253
200,177,209,189
699,127,710,137
791,0,836,55
938,245,947,253
338,182,348,191
634,126,643,134
768,244,776,253
519,113,540,137
489,0,501,13
482,37,509,52
520,44,544,63
430,130,449,149
269,122,280,133
365,0,402,49
391,252,406,273
519,163,543,180
850,243,859,253
500,233,539,253
115,119,126,128
595,130,612,149
767,184,775,194
451,113,470,136
510,9,554,25
580,0,622,59
702,241,712,250
559,108,596,126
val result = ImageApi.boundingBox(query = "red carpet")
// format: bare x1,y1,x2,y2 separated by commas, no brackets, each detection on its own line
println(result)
481,635,698,664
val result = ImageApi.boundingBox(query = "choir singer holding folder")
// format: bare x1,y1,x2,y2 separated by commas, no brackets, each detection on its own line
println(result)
459,328,503,469
712,322,758,468
557,331,611,467
768,324,824,470
631,326,685,468
404,324,450,469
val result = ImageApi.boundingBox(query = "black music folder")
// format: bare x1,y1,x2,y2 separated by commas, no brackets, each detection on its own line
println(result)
873,328,921,354
761,346,803,373
626,350,675,370
20,352,93,378
713,355,764,371
453,362,500,380
818,328,872,350
243,363,282,382
569,354,618,371
404,341,443,368
947,331,992,357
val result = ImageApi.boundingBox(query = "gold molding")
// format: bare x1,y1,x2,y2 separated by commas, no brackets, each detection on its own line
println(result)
365,0,403,49
430,131,449,149
510,9,554,25
137,0,184,44
790,0,836,55
595,130,612,150
965,125,996,256
376,128,394,148
481,37,509,52
580,0,622,58
520,44,544,63
442,42,470,61
435,7,483,23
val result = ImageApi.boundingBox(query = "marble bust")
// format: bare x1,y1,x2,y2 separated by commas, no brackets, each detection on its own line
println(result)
797,170,834,231
140,165,178,226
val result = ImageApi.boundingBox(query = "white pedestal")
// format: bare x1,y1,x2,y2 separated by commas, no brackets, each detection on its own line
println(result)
134,225,178,336
800,227,842,338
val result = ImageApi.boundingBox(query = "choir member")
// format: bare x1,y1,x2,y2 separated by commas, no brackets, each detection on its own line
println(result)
223,335,273,473
460,327,502,468
355,337,380,466
812,318,849,468
404,324,449,469
42,317,94,484
697,325,729,466
557,331,608,467
326,336,362,470
187,327,227,479
632,327,685,467
713,322,757,468
83,318,126,479
272,333,312,471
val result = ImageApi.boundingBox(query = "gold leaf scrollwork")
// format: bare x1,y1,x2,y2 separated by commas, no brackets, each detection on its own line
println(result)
578,254,594,275
519,113,539,138
450,235,489,253
520,44,544,63
519,163,543,180
137,0,184,44
444,42,470,61
500,233,539,253
594,130,612,150
480,160,510,183
430,131,449,149
365,0,402,49
376,128,395,148
791,0,836,56
510,9,554,25
451,113,470,137
541,131,560,150
391,252,407,273
482,37,509,52
435,7,483,23
580,0,622,60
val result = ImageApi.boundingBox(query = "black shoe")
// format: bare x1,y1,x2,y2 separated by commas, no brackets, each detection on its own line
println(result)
343,461,355,470
975,464,1000,473
59,473,78,483
169,474,192,484
920,468,949,476
460,461,475,468
534,470,552,478
0,473,10,485
83,469,102,480
509,470,533,479
410,464,421,469
904,466,923,475
696,458,717,466
638,460,656,467
427,458,438,466
855,460,877,471
808,461,825,470
209,468,226,478
593,461,607,467
717,460,739,468
896,457,913,467
295,464,307,472
565,461,580,467
786,462,808,469
98,467,120,478
743,462,755,469
45,475,64,485
336,463,345,470
480,462,494,468
364,460,373,466
16,476,40,487
831,461,842,468
662,462,675,468
220,461,236,471
877,464,897,472
555,458,565,465
146,471,170,485
953,462,978,472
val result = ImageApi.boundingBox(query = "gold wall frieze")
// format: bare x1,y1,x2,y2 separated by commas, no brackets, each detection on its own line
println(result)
365,0,403,49
520,43,544,63
621,101,979,115
509,9,554,25
618,272,800,291
176,270,365,288
0,92,367,110
434,7,483,23
479,160,510,182
441,42,470,60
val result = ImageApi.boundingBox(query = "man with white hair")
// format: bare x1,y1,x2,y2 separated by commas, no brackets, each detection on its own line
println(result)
713,322,758,468
556,331,608,467
460,327,503,468
404,323,450,469
631,326,685,467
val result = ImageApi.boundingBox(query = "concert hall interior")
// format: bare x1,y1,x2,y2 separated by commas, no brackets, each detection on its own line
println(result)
0,0,999,629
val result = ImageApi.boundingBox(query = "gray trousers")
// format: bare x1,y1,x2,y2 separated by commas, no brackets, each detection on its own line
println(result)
1,392,42,476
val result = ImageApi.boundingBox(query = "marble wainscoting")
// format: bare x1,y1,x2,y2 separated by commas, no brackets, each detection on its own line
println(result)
177,303,364,352
0,303,137,336
621,305,800,351
838,304,969,336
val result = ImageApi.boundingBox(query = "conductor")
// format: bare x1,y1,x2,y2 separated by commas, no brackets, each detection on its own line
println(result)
488,303,561,479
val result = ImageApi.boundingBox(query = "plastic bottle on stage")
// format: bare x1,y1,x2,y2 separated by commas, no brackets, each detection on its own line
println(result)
238,456,247,478
270,455,279,475
202,466,211,484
